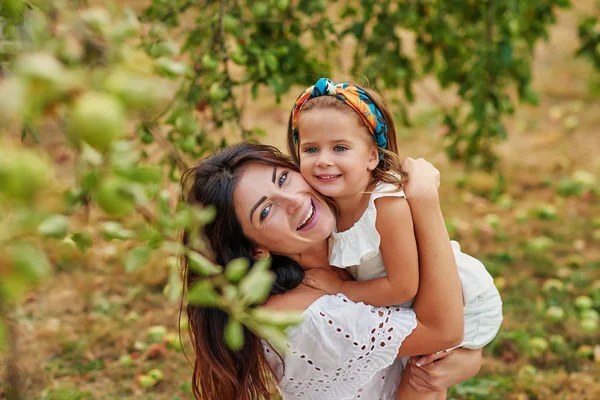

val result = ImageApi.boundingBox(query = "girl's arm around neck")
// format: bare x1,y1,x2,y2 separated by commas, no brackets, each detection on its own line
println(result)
333,196,419,307
396,190,464,357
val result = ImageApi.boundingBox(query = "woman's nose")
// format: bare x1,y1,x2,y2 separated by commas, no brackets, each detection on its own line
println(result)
284,193,304,214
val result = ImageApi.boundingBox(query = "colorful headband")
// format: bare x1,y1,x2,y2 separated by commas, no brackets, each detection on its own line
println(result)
290,78,388,153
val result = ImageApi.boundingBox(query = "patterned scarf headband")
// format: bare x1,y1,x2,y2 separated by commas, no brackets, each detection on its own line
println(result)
290,78,388,154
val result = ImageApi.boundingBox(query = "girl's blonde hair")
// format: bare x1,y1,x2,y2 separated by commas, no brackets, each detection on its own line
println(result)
286,82,407,192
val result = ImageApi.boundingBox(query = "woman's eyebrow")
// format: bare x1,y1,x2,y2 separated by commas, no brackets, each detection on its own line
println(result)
250,196,267,221
249,166,277,221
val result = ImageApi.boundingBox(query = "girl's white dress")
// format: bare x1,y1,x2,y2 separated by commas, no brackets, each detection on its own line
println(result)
330,181,503,350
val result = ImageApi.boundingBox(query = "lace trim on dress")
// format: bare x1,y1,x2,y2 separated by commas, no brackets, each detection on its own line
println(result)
330,182,405,268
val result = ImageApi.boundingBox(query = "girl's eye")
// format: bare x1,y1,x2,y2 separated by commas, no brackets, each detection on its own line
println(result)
303,147,318,154
333,145,347,152
278,171,288,187
259,204,271,221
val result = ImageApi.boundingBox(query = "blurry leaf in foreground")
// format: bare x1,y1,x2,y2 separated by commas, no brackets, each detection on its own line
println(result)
187,280,219,306
124,246,151,273
9,243,51,282
224,318,244,351
239,260,274,305
224,258,249,283
187,251,222,276
37,214,70,239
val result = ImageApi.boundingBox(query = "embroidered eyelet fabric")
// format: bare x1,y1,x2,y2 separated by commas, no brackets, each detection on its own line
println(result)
263,294,417,400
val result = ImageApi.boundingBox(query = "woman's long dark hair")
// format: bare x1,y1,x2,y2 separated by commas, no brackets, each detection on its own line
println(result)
180,142,305,400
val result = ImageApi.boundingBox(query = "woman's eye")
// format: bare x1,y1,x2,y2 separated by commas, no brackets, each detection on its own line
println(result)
303,147,318,154
259,204,271,221
278,171,288,187
333,145,347,152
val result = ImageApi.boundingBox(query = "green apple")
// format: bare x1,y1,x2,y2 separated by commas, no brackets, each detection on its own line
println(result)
548,334,567,353
201,53,219,70
545,306,565,323
138,374,156,388
0,147,50,203
528,337,549,355
580,318,599,333
147,368,164,381
146,325,168,343
0,77,26,122
95,177,136,217
251,2,270,18
574,295,593,311
104,70,170,111
68,92,126,152
208,82,228,101
580,309,599,321
542,279,565,294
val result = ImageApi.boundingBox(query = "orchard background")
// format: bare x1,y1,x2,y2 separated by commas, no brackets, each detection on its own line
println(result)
1,0,599,399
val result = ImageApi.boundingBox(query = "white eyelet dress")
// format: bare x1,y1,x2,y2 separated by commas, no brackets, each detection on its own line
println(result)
263,294,417,400
329,181,503,350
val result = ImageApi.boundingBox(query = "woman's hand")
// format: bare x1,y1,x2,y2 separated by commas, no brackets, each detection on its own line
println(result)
405,348,483,392
402,157,440,200
303,268,345,294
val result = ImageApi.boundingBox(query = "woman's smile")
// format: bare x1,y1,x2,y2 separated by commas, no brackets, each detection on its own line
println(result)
297,199,317,230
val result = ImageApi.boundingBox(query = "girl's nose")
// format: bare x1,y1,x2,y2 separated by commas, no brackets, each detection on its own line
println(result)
316,151,333,167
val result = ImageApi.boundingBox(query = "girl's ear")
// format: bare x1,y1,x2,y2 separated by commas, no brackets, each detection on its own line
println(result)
253,248,271,261
367,146,380,171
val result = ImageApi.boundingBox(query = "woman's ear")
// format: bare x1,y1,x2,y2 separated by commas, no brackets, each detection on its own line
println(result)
253,248,271,261
367,146,380,171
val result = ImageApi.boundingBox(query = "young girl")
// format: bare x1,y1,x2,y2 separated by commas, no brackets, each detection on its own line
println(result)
288,78,503,399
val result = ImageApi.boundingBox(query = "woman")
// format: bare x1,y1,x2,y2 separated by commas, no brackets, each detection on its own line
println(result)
181,142,481,400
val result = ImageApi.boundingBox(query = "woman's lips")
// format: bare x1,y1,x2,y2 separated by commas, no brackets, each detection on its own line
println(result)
297,199,319,231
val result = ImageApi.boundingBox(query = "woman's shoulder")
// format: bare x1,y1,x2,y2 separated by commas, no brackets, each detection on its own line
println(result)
262,285,325,312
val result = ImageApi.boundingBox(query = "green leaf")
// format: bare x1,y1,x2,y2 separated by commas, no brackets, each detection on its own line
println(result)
72,231,93,253
252,324,288,354
187,251,222,276
251,308,304,327
187,280,219,306
37,214,70,239
238,262,274,305
124,246,151,273
224,258,249,283
155,57,190,78
9,243,51,282
164,257,182,302
101,222,135,240
224,318,244,351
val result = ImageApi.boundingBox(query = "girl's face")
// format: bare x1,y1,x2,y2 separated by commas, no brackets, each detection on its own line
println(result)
297,108,379,199
233,162,335,256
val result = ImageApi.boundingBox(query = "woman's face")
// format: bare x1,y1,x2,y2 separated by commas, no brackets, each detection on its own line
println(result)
233,161,335,256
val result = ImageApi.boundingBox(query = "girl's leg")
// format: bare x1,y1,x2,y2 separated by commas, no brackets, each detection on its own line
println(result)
396,372,443,400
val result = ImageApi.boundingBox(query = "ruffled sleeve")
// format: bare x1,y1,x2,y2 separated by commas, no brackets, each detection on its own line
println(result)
273,294,417,399
329,182,405,268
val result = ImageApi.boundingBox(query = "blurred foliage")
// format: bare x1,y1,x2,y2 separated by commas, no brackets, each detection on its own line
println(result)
577,1,600,94
1,0,599,398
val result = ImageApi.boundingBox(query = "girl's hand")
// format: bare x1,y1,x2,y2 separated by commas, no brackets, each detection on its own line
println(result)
405,348,483,392
303,268,344,294
401,157,440,200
